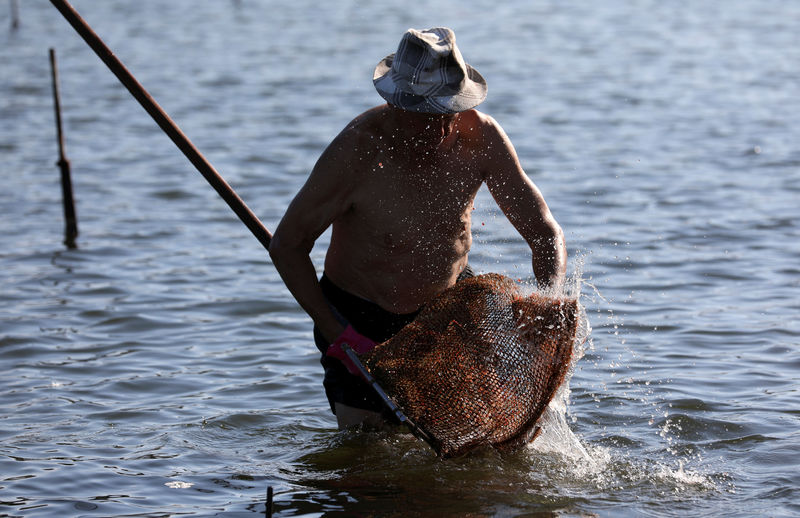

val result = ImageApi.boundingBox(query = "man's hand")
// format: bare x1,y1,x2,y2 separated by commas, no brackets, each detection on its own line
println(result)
325,325,377,378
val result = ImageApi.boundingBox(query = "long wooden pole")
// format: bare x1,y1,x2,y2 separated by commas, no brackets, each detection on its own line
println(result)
49,0,272,250
49,48,79,249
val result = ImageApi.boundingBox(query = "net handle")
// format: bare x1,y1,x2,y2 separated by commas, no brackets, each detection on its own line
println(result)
342,344,438,452
49,0,273,250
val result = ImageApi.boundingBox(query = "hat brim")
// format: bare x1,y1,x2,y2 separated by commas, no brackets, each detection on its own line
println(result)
373,54,488,114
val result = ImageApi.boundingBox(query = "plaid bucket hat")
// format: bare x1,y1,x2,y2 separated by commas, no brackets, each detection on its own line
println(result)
373,27,487,114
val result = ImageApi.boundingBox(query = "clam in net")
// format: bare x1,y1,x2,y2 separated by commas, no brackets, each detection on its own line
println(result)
351,273,579,458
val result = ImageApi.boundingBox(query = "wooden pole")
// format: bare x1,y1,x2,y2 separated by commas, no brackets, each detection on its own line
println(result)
49,48,79,249
49,0,273,250
266,486,273,517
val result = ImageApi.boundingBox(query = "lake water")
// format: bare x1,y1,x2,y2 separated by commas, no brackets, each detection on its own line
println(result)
1,1,798,516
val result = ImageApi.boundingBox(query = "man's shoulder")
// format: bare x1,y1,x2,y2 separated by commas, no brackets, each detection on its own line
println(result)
332,106,387,145
467,109,505,133
320,108,380,158
315,107,386,171
346,105,391,128
333,106,504,146
453,109,506,146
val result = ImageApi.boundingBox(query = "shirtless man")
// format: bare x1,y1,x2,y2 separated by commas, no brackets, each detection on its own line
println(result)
269,28,567,428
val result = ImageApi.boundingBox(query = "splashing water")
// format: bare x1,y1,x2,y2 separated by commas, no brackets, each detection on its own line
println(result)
515,261,718,498
526,267,596,464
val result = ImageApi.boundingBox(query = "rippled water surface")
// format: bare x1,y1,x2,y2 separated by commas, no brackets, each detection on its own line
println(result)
2,1,799,516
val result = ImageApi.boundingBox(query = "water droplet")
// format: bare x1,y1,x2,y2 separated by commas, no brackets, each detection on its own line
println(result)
165,480,193,489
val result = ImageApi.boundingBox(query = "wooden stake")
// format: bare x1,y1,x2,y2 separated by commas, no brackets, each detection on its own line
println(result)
49,48,79,249
266,486,273,517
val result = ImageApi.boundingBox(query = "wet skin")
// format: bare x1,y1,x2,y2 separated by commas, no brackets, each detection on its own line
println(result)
269,103,566,427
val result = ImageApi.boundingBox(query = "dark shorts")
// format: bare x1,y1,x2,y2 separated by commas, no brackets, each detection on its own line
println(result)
313,265,475,417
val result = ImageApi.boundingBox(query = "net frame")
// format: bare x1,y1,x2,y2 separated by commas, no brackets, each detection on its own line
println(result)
345,273,579,458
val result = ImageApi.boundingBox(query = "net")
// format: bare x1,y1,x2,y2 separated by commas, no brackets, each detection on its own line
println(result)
355,273,579,458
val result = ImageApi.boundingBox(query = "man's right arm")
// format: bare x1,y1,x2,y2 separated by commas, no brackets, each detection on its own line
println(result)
479,114,567,289
268,128,361,343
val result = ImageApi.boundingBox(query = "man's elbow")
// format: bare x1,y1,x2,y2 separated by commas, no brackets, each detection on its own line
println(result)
268,230,312,267
532,219,565,255
553,223,566,256
267,234,282,263
528,222,567,285
267,232,294,267
550,223,567,266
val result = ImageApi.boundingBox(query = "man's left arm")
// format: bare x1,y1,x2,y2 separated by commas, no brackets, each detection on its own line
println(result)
481,116,567,289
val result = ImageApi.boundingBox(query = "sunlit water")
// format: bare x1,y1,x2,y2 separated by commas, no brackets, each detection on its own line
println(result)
2,1,798,516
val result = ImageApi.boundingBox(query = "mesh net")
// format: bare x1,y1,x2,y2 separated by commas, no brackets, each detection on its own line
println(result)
359,273,579,458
